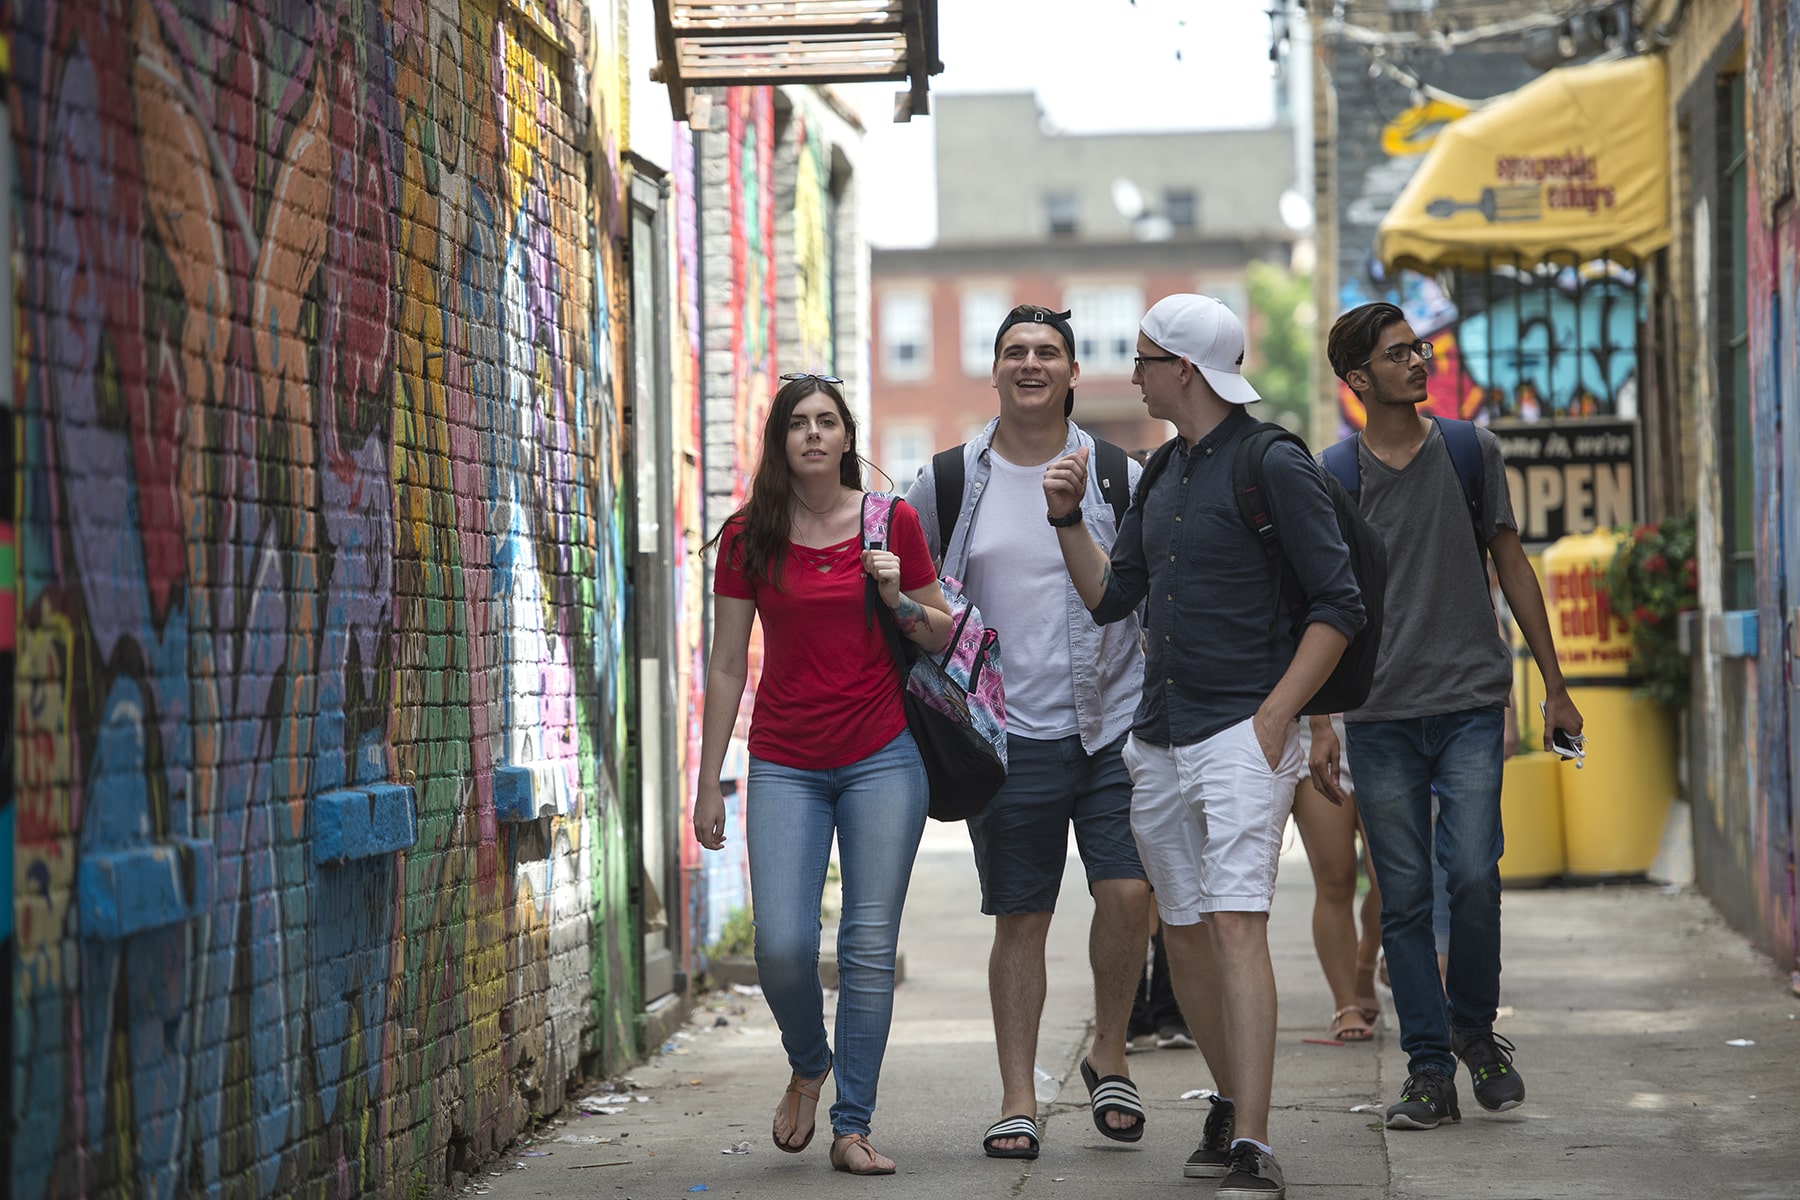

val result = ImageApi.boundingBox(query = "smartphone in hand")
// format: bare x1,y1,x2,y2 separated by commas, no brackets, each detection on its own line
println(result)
1541,702,1586,769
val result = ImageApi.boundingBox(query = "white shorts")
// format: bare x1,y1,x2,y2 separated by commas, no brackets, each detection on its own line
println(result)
1294,714,1353,795
1122,718,1304,923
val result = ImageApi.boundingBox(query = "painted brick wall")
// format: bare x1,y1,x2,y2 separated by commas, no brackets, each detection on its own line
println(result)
7,1,636,1196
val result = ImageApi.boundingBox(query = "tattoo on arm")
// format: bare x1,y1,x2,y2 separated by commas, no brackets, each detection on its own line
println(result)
1100,564,1114,591
892,595,928,636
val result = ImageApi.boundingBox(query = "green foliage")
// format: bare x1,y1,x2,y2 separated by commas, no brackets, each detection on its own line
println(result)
1601,511,1698,709
1245,259,1315,432
708,905,755,958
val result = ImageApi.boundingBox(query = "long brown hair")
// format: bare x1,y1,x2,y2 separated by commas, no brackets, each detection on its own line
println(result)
704,375,864,588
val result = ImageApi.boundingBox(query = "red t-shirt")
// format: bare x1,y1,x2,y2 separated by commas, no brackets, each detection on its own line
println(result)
714,500,937,770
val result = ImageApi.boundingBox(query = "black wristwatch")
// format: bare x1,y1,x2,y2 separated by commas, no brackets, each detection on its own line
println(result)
1046,508,1084,528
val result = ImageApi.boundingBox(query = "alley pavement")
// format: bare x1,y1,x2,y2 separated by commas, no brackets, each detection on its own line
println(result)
465,822,1800,1200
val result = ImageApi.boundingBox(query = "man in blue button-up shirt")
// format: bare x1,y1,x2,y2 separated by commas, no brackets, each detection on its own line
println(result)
1045,294,1363,1200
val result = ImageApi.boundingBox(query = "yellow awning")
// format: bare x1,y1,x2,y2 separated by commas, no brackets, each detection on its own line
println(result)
1376,56,1670,271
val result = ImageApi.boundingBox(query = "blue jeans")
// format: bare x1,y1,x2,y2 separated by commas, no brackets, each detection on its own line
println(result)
746,731,929,1136
1347,709,1505,1079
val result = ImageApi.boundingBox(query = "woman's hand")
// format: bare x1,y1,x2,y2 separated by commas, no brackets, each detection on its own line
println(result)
861,547,905,609
693,784,727,851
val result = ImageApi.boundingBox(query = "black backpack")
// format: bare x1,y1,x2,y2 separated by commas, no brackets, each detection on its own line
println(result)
1136,422,1388,716
933,438,1131,553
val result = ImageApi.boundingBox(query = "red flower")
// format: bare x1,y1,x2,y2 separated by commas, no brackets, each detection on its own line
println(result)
1632,605,1655,626
1644,553,1667,574
1633,524,1655,543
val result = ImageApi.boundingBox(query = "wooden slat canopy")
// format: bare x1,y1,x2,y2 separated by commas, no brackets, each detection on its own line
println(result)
652,0,940,121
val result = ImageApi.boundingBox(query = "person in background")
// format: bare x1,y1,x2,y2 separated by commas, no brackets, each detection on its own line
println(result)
693,373,952,1175
1127,922,1195,1052
1291,716,1383,1042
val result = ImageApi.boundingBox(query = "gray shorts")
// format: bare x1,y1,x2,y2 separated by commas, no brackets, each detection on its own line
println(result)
966,733,1146,916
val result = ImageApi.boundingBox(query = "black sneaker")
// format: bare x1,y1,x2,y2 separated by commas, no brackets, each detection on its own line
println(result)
1156,1023,1197,1050
1385,1070,1461,1130
1182,1096,1235,1178
1452,1029,1526,1111
1216,1141,1286,1199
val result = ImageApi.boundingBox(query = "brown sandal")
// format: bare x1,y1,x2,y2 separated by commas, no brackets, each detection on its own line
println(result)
1329,1005,1375,1043
772,1059,832,1153
830,1132,896,1175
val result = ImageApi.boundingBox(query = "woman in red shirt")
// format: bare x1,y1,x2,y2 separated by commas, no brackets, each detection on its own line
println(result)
693,373,951,1175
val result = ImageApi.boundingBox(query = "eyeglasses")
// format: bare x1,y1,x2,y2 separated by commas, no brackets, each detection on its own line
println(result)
1132,354,1181,370
1361,341,1434,367
780,371,844,385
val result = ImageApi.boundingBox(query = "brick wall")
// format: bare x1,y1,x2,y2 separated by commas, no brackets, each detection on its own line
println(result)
8,1,636,1195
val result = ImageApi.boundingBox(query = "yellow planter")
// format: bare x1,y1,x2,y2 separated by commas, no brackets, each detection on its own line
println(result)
1499,751,1565,885
1559,688,1677,877
1537,531,1680,879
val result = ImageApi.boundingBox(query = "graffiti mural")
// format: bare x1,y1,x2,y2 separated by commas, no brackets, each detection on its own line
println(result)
1338,264,1645,430
1749,0,1800,970
9,0,633,1195
792,120,834,371
687,87,776,967
669,125,709,973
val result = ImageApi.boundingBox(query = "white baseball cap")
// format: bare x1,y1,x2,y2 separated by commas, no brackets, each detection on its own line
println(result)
1140,294,1261,405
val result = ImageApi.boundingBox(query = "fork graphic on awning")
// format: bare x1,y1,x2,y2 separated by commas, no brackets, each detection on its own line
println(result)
1423,185,1543,223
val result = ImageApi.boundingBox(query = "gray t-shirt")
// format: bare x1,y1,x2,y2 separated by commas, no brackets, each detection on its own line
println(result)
1344,422,1515,723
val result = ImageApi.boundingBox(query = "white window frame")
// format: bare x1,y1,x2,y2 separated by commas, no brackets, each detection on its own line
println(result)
879,291,932,381
882,424,935,489
1061,284,1144,376
960,287,1011,377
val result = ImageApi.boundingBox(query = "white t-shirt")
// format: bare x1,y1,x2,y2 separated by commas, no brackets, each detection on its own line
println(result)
960,451,1079,739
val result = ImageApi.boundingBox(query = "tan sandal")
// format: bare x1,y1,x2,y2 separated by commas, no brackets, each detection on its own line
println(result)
830,1132,896,1175
1329,1005,1375,1043
772,1059,831,1153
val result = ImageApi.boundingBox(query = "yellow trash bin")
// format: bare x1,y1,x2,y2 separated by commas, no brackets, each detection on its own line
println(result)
1540,531,1678,878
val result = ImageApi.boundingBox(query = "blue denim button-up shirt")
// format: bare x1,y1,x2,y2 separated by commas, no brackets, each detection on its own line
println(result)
904,419,1145,754
1089,407,1364,747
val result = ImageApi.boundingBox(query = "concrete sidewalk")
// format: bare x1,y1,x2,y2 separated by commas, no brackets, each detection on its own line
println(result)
465,821,1800,1199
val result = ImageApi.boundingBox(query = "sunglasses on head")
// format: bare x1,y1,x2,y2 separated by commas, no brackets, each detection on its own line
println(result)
780,371,844,385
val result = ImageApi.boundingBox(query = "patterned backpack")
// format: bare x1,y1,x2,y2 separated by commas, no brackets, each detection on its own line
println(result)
861,493,1008,821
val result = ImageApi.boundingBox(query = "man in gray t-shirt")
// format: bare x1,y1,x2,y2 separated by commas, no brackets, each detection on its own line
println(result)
1311,302,1584,1134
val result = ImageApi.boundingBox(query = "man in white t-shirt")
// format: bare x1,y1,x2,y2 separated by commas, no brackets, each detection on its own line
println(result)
905,305,1151,1162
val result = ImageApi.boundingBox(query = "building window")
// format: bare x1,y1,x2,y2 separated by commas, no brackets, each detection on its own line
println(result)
1063,285,1144,375
1198,279,1252,360
960,287,1011,376
880,291,932,380
882,425,935,488
1045,191,1079,238
1719,71,1753,608
1165,188,1198,232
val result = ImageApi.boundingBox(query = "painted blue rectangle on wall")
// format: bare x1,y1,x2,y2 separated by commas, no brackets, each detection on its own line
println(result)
313,784,419,865
78,837,214,940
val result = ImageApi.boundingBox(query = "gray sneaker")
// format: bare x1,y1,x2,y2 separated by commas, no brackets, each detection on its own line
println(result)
1182,1095,1235,1178
1216,1142,1285,1199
